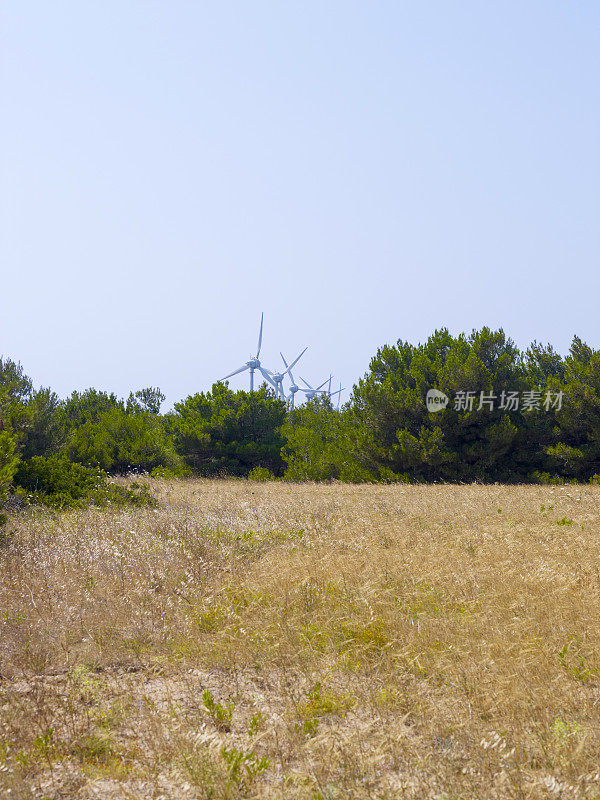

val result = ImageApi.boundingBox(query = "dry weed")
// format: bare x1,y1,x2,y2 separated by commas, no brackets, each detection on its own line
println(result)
1,479,599,798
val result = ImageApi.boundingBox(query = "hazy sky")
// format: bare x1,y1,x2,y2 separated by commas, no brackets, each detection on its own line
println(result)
1,1,599,407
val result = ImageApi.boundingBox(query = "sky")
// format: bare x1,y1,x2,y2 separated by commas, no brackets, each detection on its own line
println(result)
1,1,599,408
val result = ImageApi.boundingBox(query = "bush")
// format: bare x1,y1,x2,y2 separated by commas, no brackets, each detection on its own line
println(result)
64,407,179,474
13,456,156,510
248,466,276,481
532,471,565,485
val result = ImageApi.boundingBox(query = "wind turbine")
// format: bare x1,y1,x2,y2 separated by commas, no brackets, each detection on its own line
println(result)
280,350,307,407
267,348,308,401
221,313,276,392
330,383,345,410
299,376,331,401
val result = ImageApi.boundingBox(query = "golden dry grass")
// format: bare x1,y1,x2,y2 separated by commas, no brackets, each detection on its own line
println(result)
1,479,600,799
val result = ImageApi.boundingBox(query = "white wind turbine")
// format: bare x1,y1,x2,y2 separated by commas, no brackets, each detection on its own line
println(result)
299,375,331,401
330,382,345,410
280,351,306,407
220,313,276,392
265,348,308,401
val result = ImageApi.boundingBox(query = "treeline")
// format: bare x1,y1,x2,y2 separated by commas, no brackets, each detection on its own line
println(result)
1,327,600,514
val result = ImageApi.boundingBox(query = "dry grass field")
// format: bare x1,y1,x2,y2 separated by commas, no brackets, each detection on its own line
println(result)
1,479,600,799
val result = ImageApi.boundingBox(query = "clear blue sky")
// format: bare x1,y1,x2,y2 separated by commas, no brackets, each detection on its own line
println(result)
1,1,598,407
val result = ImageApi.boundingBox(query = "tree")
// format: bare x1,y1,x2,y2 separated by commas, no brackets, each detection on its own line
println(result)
282,398,374,481
171,383,287,476
0,364,23,519
20,388,64,459
62,389,124,429
547,337,600,480
0,357,33,404
64,406,178,474
352,327,555,482
0,428,19,519
126,387,166,415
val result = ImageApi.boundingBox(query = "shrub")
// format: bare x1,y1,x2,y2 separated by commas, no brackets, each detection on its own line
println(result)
532,471,565,485
13,455,156,510
248,466,276,481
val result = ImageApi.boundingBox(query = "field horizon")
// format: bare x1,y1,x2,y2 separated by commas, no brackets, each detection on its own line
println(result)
1,479,599,799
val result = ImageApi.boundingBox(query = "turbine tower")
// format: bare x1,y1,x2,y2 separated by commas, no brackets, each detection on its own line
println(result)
221,313,275,392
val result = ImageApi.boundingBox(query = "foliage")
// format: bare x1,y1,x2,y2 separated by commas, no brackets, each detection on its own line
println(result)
171,383,287,477
62,388,124,429
547,337,600,481
20,388,65,459
64,406,178,474
352,328,564,482
0,357,33,404
3,329,600,492
150,463,192,478
13,455,156,510
202,689,234,732
248,465,277,481
282,398,374,482
0,430,19,524
126,387,166,415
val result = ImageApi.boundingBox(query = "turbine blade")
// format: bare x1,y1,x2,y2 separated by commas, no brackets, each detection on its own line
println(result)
258,365,276,387
300,376,313,389
286,347,308,375
221,364,248,381
256,312,264,358
280,353,295,382
316,377,330,391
